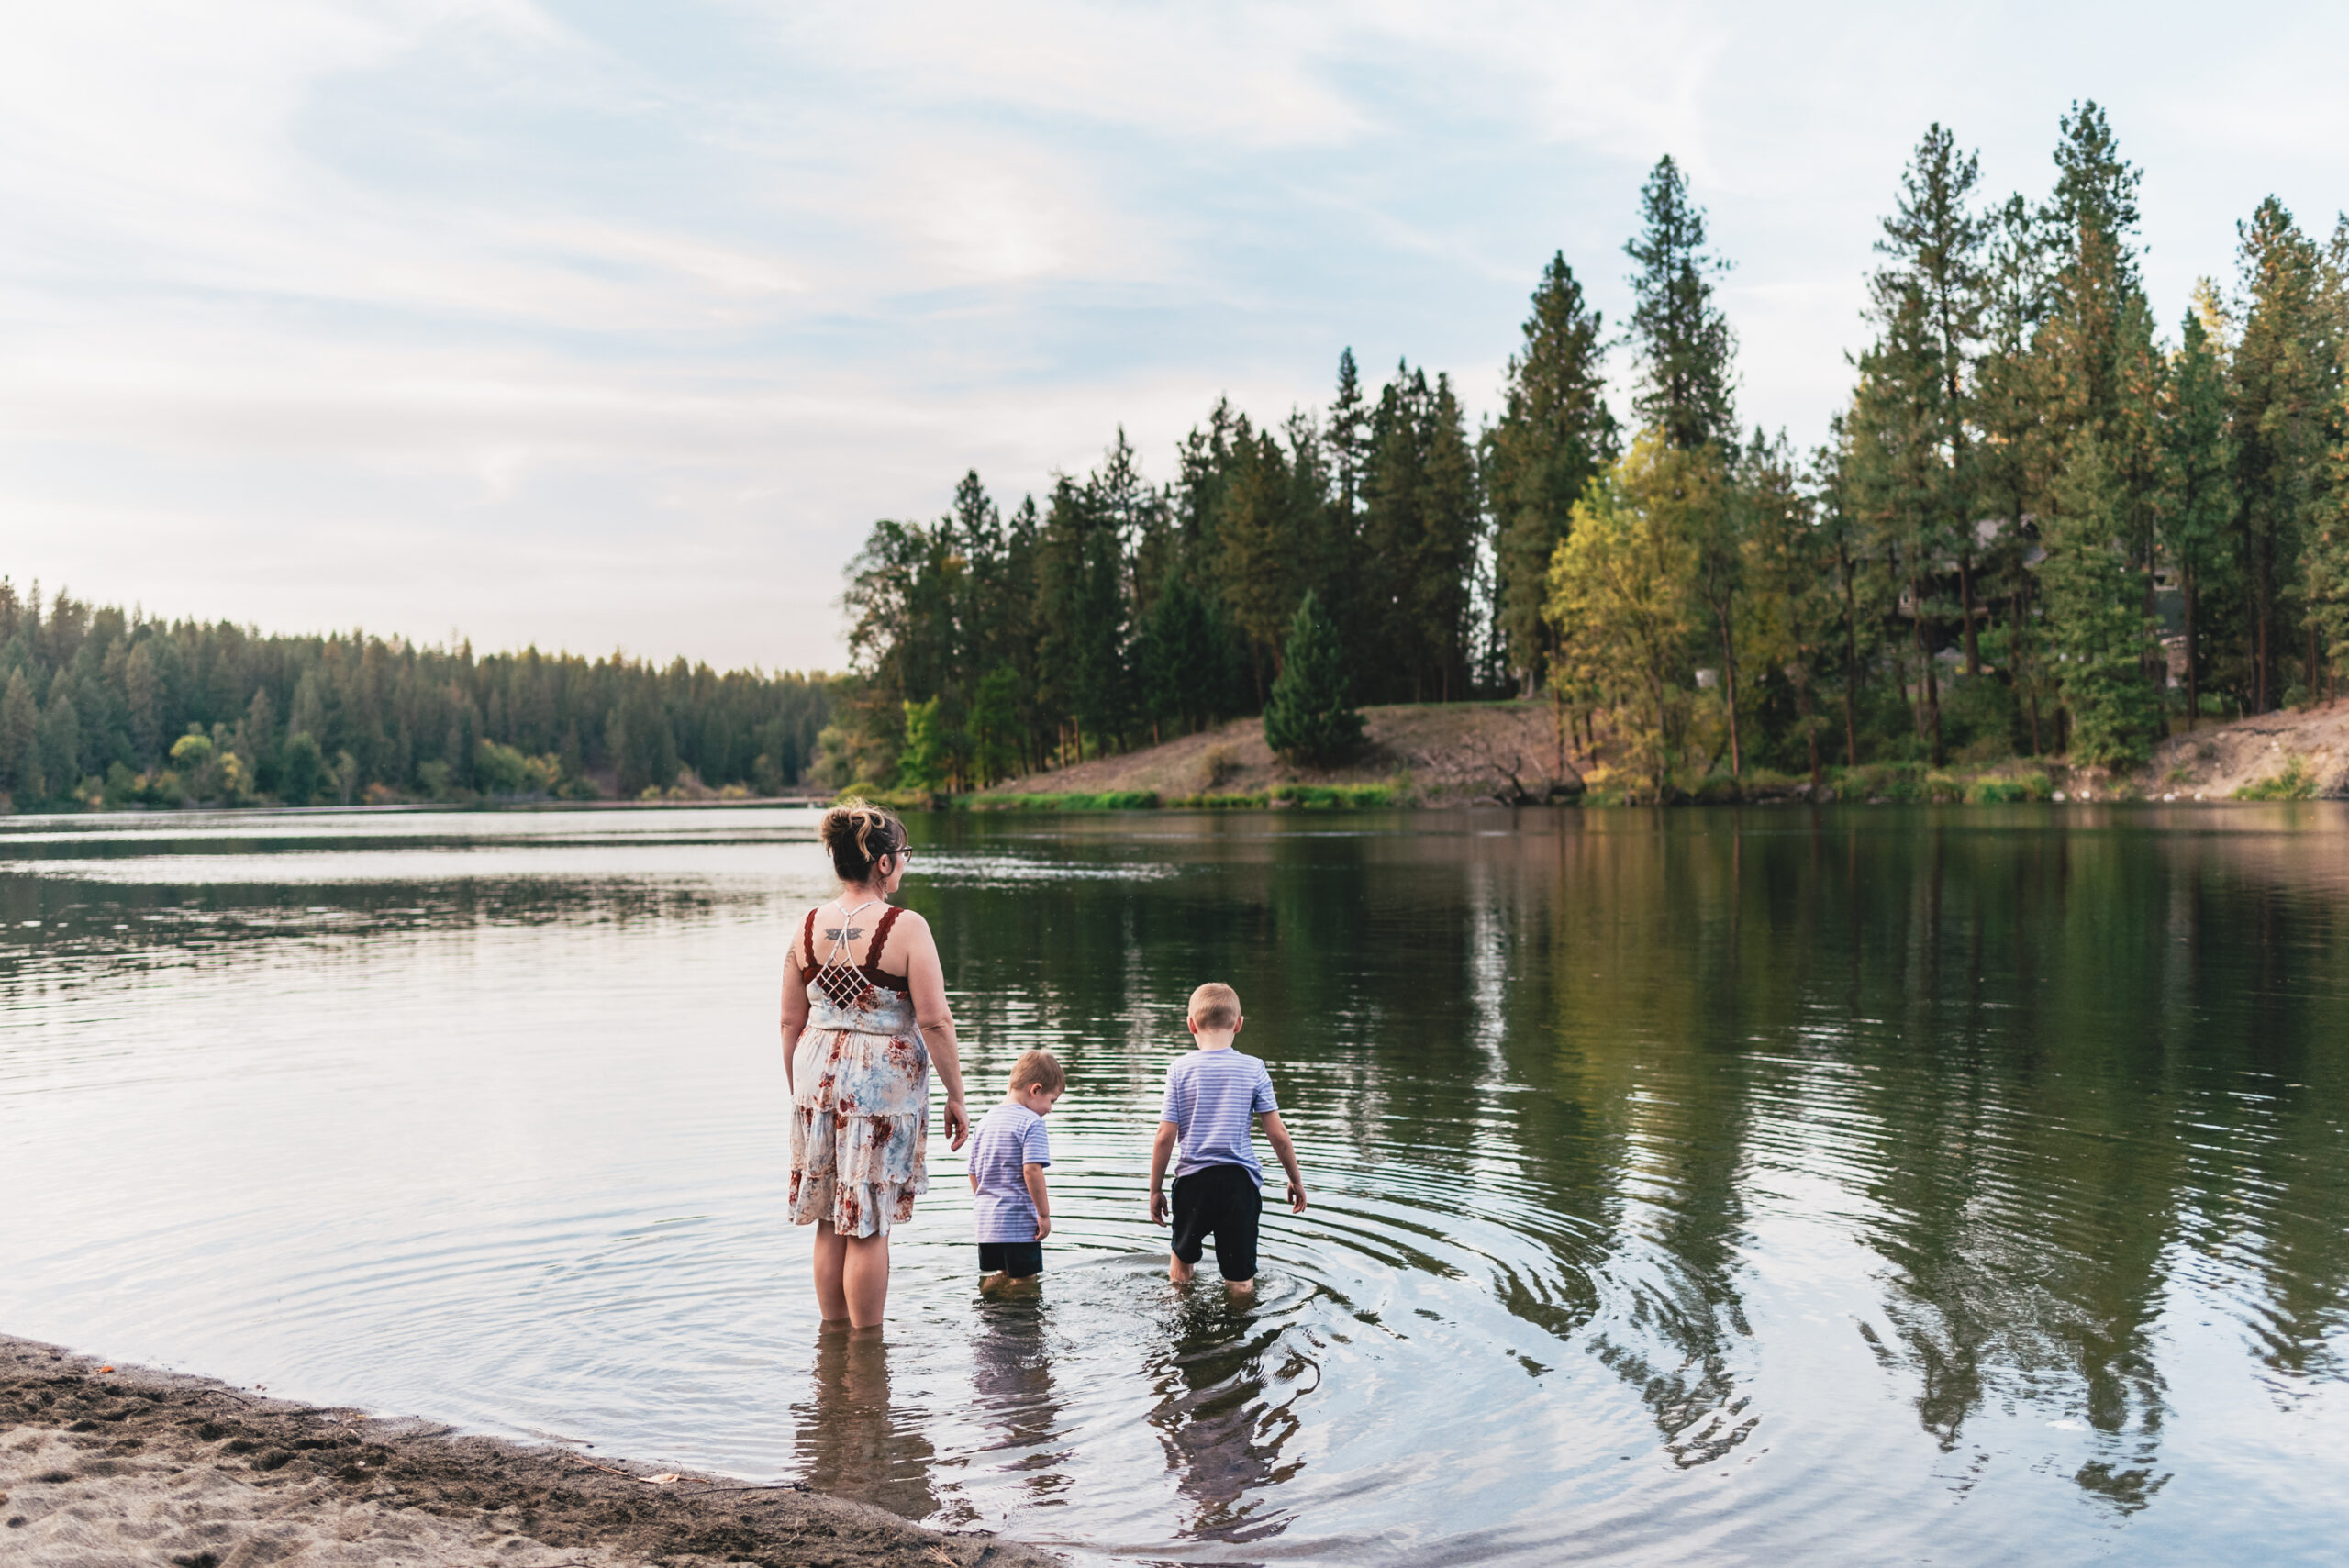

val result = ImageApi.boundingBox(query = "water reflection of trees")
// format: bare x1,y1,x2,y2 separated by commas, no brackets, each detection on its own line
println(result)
1508,812,2349,1506
910,812,2349,1518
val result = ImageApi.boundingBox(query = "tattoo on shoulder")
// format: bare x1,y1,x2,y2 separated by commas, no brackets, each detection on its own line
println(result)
822,927,864,941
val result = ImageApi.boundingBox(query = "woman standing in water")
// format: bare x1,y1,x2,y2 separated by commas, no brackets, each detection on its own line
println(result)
782,804,970,1326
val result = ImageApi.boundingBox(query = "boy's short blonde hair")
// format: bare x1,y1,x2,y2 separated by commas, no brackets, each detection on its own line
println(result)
1008,1049,1064,1095
1187,982,1241,1030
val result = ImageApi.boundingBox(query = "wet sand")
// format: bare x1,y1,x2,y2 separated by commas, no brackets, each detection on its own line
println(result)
0,1336,1060,1567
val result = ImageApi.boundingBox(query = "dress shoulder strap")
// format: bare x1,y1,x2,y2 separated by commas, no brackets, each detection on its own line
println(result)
866,905,907,972
800,906,818,970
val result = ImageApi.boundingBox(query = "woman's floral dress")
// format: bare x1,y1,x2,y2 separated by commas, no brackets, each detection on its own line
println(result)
787,905,929,1238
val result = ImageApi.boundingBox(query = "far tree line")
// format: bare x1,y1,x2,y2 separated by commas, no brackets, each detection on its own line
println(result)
841,102,2349,798
0,584,830,808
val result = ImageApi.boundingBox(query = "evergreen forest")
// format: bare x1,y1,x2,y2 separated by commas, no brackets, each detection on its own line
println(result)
841,103,2349,800
0,584,831,808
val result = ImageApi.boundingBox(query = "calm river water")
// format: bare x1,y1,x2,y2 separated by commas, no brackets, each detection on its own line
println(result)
4,805,2348,1563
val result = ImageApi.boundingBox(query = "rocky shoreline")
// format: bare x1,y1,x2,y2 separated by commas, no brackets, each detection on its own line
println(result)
0,1336,1059,1568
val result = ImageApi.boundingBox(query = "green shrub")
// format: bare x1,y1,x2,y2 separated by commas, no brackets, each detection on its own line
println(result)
1166,791,1269,808
1827,762,1925,803
1269,783,1398,809
1688,773,1742,804
1263,592,1364,766
1964,773,2052,804
2234,755,2318,801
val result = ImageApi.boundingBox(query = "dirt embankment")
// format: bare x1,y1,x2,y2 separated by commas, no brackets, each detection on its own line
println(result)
2132,700,2349,799
1007,701,1576,806
1016,696,2349,806
0,1336,1056,1568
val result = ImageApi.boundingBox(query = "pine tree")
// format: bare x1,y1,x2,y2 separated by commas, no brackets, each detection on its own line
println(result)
2043,433,2161,765
2299,384,2349,697
279,731,326,806
1263,591,1362,767
1360,363,1432,702
1213,420,1292,703
1328,350,1370,528
2232,196,2336,709
1625,155,1737,451
1418,374,1481,702
0,669,41,798
2163,294,2235,725
1486,253,1618,692
39,686,80,795
1738,437,1832,784
1886,127,1990,672
1138,567,1223,737
968,666,1023,786
1846,278,1950,757
1035,458,1135,760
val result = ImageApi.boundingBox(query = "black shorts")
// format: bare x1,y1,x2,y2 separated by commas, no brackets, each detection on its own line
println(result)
977,1240,1043,1279
1169,1164,1262,1281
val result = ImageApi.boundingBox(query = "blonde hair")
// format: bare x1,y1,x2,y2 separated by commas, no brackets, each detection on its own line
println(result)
1008,1050,1065,1095
818,803,907,884
1187,983,1241,1030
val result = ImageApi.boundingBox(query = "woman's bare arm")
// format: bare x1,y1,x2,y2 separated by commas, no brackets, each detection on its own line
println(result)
779,922,810,1094
898,911,970,1150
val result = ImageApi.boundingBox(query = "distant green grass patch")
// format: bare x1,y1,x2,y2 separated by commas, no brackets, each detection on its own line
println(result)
966,790,1163,811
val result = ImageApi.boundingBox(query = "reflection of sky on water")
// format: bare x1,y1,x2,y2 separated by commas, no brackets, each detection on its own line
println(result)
4,805,2349,1563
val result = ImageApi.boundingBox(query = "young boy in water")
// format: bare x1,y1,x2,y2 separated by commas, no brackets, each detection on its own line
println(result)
970,1050,1064,1294
1147,983,1308,1294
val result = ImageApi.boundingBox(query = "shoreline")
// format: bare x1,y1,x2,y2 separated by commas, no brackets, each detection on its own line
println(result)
0,1335,1059,1568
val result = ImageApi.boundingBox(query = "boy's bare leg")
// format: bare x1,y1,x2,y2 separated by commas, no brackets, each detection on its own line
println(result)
1225,1277,1255,1296
1168,1253,1195,1284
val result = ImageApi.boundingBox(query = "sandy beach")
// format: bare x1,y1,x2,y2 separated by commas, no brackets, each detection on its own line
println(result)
0,1337,1060,1568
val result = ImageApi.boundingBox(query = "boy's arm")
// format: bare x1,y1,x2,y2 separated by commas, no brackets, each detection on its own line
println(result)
1260,1111,1308,1213
1023,1162,1052,1240
1147,1121,1179,1225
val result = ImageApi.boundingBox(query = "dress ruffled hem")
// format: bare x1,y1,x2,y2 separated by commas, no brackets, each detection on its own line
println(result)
787,1103,928,1238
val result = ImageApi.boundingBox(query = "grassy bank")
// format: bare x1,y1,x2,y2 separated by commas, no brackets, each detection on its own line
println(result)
848,767,2065,812
847,782,1409,813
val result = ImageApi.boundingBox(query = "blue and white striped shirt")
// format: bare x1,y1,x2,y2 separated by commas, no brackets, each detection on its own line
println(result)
970,1104,1052,1242
1161,1048,1278,1184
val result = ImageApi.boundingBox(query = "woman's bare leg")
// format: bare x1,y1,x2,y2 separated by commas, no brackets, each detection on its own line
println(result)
841,1232,892,1327
812,1222,851,1323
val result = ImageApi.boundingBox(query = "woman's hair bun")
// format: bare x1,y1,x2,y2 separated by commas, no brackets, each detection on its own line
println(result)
819,803,908,884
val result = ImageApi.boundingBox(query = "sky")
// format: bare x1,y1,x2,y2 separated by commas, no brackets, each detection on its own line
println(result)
5,2,2348,673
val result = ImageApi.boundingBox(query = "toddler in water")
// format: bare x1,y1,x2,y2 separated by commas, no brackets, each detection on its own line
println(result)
970,1050,1064,1293
1148,983,1308,1294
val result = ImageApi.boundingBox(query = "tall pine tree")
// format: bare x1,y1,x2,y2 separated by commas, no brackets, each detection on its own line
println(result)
1486,254,1618,693
1625,156,1737,451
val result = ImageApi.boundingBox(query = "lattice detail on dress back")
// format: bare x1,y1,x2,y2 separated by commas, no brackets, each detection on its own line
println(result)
808,900,900,1010
813,955,868,1009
